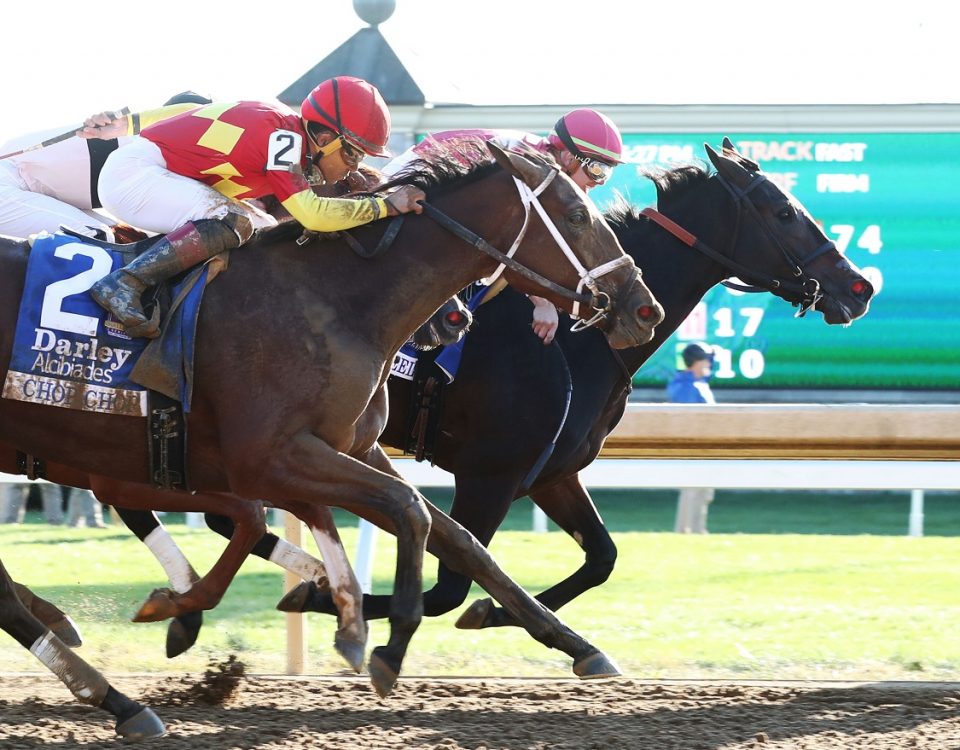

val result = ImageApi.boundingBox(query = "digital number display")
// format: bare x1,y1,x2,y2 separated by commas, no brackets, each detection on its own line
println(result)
590,132,960,391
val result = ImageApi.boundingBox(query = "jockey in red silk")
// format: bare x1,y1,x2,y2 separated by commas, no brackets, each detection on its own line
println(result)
383,109,624,344
88,76,425,339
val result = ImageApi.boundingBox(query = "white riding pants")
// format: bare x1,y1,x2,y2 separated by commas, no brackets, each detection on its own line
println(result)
98,137,275,235
0,161,110,239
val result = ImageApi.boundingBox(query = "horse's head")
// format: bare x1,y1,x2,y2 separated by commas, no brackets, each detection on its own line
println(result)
407,296,473,351
705,138,874,325
487,142,664,348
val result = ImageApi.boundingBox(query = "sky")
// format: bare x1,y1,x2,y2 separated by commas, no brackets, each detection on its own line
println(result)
0,0,955,144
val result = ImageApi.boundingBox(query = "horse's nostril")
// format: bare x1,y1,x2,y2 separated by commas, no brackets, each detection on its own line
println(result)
445,311,466,327
851,279,869,297
637,305,654,321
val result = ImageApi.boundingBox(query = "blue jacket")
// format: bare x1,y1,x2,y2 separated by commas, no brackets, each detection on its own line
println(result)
666,370,715,404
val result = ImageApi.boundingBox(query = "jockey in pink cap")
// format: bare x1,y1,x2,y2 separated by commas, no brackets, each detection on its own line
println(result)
383,108,625,343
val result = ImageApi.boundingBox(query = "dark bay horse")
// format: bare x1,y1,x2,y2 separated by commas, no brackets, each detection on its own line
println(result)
0,296,473,664
0,143,662,695
0,558,165,740
271,139,873,628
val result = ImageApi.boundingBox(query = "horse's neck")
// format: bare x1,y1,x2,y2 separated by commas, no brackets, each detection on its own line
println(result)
616,188,732,375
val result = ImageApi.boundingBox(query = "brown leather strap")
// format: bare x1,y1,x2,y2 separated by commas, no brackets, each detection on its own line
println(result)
640,207,697,247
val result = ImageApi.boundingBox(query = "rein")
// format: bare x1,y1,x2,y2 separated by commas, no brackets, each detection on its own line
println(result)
641,172,833,317
420,169,633,329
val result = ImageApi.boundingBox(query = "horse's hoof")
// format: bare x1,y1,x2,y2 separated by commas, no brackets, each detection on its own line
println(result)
573,650,621,680
50,615,83,648
334,634,366,673
454,598,493,630
367,646,400,698
116,706,165,741
166,611,203,658
276,581,316,612
133,589,177,623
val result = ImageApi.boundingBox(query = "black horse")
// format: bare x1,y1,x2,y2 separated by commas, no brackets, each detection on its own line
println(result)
110,140,874,641
285,139,874,626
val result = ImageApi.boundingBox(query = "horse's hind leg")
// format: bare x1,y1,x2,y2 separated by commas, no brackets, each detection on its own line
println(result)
460,473,617,629
114,506,205,657
91,477,266,621
0,560,164,740
203,512,330,589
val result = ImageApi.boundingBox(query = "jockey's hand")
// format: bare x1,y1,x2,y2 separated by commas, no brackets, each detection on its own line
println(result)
76,111,128,140
384,185,426,215
529,295,559,345
345,165,385,192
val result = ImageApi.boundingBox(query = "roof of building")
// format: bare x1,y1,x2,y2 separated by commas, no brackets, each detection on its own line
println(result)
277,26,424,107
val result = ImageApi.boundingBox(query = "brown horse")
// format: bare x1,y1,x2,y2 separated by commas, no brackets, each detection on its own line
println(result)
0,558,165,740
0,143,662,695
0,297,474,667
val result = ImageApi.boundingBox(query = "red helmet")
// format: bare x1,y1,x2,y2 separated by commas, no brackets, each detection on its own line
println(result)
549,108,624,164
301,76,392,157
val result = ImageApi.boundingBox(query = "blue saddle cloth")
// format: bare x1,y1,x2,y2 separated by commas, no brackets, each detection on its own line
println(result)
1,232,209,416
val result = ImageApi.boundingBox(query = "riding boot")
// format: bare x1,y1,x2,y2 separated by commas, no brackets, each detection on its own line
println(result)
90,217,245,338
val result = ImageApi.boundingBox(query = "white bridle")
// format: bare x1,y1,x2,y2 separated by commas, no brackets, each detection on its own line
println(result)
483,171,635,325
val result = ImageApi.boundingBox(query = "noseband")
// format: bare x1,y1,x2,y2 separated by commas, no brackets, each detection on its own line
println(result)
419,169,633,330
643,173,834,317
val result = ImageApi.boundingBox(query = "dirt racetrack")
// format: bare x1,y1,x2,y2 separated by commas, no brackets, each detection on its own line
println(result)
1,673,959,749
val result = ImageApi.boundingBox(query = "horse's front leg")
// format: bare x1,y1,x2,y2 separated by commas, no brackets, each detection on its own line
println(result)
236,432,430,698
459,472,617,629
12,581,82,647
424,503,617,677
275,499,367,673
341,452,619,679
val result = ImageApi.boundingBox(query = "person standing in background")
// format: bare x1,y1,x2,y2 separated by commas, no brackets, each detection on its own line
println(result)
668,342,716,533
0,482,64,525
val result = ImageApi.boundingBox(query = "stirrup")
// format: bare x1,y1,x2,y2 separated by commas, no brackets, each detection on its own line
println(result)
124,307,162,339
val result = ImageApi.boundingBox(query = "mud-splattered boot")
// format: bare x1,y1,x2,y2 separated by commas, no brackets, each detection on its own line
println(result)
90,217,244,338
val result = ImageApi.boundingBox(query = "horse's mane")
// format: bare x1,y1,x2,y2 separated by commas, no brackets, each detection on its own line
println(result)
376,137,559,197
249,138,561,246
604,162,713,231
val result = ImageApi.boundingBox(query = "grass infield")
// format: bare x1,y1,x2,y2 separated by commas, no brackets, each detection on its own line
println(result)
2,488,958,680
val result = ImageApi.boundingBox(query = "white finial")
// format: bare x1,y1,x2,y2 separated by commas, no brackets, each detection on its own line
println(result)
353,0,396,27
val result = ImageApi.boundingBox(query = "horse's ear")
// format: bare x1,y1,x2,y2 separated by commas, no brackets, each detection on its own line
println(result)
487,141,549,186
719,137,761,172
705,142,754,188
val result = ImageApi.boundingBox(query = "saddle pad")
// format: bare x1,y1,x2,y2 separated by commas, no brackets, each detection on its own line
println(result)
2,232,150,416
2,232,210,417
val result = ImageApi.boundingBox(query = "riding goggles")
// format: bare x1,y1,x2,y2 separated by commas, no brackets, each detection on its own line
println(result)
576,156,614,185
315,135,364,168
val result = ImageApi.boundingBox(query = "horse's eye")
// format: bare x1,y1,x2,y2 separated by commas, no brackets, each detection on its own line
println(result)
568,210,588,226
777,206,796,221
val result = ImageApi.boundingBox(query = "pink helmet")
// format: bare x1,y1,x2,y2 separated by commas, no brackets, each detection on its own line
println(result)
549,108,624,164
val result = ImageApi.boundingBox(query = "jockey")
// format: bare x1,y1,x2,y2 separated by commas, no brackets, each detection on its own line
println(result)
0,93,211,240
88,76,426,338
382,108,624,344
